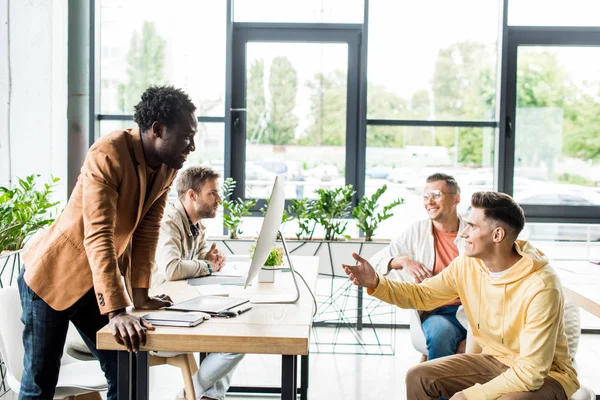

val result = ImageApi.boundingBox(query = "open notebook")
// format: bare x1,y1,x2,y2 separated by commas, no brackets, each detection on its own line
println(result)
142,311,211,327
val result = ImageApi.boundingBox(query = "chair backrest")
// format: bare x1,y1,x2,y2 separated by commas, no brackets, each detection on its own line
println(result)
0,287,25,387
396,270,429,355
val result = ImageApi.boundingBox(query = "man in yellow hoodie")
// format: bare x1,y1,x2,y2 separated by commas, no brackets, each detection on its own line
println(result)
344,191,579,400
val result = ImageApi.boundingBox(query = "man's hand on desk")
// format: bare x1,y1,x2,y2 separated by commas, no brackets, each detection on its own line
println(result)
343,252,380,290
108,309,154,352
132,288,173,309
205,242,226,271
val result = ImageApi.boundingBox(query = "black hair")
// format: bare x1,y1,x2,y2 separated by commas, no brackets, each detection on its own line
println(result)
133,86,196,132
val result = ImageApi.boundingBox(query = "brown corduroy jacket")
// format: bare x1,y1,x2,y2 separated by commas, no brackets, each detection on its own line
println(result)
23,128,177,315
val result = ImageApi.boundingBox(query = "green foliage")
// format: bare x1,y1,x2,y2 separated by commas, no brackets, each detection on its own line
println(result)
221,178,257,239
118,21,166,113
0,175,61,252
302,70,347,146
259,197,290,224
249,244,283,267
432,41,496,165
352,185,403,241
312,185,355,241
267,56,299,145
246,59,267,143
288,198,315,240
557,173,597,187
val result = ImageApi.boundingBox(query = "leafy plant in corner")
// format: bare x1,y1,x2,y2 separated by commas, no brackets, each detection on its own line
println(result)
0,175,61,253
352,184,403,241
312,185,355,241
221,178,257,239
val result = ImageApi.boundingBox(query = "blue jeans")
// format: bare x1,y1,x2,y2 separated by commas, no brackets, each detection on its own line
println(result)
421,305,467,361
17,267,118,399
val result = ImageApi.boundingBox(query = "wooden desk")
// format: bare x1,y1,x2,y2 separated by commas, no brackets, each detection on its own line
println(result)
97,256,318,400
555,261,600,318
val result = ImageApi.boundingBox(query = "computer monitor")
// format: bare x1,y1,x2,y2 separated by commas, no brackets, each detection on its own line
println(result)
244,175,300,304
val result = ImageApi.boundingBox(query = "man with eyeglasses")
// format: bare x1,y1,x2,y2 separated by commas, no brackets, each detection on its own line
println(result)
369,172,467,360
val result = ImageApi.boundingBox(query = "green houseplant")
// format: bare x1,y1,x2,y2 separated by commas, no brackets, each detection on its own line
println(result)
249,243,283,283
311,185,354,241
352,184,403,241
0,175,61,253
221,177,257,239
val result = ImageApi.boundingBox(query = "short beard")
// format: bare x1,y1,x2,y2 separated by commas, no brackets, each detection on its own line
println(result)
196,203,216,219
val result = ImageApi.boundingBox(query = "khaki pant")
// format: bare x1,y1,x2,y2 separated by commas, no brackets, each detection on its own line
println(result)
406,353,568,399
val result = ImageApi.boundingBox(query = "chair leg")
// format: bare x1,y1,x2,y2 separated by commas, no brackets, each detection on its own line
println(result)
168,353,198,400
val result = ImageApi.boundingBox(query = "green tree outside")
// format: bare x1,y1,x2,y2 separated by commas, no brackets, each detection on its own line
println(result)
118,22,166,113
266,56,299,145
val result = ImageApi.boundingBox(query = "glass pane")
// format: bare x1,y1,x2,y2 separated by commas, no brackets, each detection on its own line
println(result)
509,0,600,26
234,0,363,23
365,126,495,239
245,42,348,199
99,0,226,116
99,120,132,136
514,47,600,206
367,0,499,121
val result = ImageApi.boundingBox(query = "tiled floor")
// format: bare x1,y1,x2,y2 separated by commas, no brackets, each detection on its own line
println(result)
4,328,597,400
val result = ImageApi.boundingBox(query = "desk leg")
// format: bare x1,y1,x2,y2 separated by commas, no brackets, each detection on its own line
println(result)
281,355,298,400
300,354,309,400
117,351,132,400
136,351,149,400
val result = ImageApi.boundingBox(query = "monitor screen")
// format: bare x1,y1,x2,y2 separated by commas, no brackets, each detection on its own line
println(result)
244,175,285,288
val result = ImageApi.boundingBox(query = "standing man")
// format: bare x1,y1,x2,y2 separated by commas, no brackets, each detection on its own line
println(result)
18,86,197,399
369,173,467,359
345,192,579,399
154,166,244,400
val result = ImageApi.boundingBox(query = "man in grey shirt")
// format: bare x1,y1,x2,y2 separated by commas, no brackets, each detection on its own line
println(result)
153,166,243,400
153,166,226,286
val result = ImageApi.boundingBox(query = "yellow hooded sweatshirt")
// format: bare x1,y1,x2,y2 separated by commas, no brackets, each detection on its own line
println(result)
367,240,579,400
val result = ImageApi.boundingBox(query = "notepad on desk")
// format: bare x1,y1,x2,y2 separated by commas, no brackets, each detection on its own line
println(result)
142,311,211,327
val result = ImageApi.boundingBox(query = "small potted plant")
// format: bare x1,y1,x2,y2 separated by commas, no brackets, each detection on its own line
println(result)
250,243,283,283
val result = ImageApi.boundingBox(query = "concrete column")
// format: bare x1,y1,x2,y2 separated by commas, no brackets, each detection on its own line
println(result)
67,0,91,195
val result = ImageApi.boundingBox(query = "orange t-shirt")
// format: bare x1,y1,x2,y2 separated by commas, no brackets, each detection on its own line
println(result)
433,227,460,306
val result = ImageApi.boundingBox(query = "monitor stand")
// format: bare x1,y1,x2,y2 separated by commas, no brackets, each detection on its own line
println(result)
250,230,300,304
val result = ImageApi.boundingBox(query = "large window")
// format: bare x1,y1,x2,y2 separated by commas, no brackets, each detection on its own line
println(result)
99,0,226,117
368,0,499,121
234,0,363,23
513,47,600,205
509,0,600,27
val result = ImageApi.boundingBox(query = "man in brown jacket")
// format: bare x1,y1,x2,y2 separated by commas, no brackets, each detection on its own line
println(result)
17,86,197,400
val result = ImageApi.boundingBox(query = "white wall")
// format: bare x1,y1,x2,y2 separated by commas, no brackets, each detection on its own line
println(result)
0,0,68,203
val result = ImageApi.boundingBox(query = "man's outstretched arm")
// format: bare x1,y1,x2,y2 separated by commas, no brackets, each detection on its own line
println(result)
344,252,459,311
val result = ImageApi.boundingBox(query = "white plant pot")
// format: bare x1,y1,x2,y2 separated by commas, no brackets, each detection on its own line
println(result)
258,267,276,283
